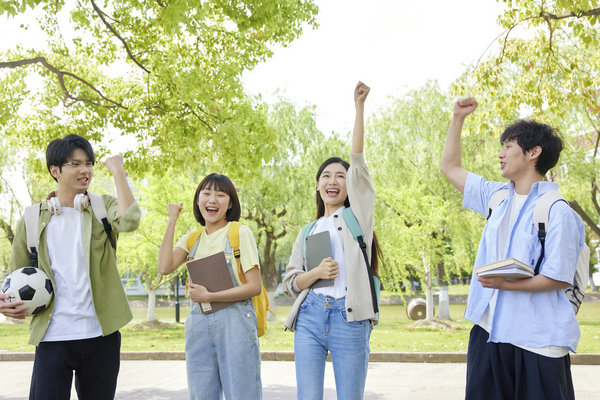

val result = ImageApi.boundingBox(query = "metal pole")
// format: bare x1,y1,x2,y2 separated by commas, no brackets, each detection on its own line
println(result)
175,274,180,323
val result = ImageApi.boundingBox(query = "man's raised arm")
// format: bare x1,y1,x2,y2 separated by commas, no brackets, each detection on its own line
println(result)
440,97,478,194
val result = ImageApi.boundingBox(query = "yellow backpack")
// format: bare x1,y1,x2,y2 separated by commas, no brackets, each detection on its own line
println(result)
185,222,274,337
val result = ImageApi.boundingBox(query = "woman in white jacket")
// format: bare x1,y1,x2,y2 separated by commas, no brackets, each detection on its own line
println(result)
282,82,382,400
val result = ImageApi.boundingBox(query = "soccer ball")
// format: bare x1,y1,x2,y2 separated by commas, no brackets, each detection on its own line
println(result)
1,267,54,316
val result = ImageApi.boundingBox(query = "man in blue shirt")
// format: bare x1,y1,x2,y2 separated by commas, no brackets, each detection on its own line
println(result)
440,98,585,399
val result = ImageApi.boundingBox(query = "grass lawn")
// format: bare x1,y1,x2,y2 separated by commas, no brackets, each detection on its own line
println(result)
2,302,599,353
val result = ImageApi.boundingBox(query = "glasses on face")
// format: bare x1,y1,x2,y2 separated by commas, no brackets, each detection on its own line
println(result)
63,160,94,169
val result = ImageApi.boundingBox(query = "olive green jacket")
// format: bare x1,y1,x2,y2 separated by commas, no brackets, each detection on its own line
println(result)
9,195,141,346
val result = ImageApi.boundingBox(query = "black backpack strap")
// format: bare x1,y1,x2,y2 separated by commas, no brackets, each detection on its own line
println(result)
24,203,42,268
534,222,546,275
532,191,567,275
88,192,116,249
357,234,379,314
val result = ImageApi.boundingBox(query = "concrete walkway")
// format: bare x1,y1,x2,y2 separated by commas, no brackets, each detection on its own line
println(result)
1,360,600,399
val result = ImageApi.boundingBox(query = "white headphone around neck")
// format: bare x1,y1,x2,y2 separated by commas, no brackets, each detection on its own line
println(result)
46,192,89,216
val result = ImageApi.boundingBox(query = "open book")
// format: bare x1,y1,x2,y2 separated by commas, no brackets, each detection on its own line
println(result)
475,258,534,279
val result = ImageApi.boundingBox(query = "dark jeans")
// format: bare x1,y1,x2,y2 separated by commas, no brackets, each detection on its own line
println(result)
466,325,574,400
30,331,121,400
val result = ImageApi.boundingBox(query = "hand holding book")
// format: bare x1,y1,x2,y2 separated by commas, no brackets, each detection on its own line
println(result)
186,251,236,314
475,258,533,279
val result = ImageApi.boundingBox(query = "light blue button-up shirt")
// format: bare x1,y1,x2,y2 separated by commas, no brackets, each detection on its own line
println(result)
463,172,584,352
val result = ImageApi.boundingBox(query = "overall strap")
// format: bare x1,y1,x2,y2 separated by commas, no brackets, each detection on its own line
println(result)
187,229,204,260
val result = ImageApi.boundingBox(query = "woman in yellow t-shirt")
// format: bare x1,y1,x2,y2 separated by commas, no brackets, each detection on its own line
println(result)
158,173,263,400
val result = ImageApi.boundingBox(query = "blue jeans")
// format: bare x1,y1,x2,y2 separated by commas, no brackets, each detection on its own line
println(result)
294,291,372,400
185,300,262,400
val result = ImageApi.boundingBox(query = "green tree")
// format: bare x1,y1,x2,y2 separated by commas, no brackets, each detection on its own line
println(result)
459,0,600,289
242,100,347,290
0,0,318,175
117,169,200,321
368,82,496,319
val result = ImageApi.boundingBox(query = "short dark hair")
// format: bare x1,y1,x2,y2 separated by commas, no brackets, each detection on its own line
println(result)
193,173,241,225
500,120,563,175
46,134,95,182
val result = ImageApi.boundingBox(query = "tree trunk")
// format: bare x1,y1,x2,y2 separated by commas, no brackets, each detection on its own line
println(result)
436,262,450,319
262,232,277,290
267,290,277,322
438,285,450,320
589,268,598,292
147,289,156,322
423,246,434,321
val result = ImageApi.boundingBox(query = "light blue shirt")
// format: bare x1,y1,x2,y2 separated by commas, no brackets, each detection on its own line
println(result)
463,172,584,352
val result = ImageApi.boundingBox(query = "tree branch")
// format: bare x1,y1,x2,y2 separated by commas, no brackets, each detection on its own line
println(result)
570,200,600,238
90,0,150,74
379,198,418,227
0,57,127,109
182,102,216,132
0,217,15,244
485,7,600,71
542,13,555,53
539,8,600,21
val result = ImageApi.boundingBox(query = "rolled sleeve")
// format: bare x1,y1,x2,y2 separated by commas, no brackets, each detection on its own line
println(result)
463,172,508,217
539,201,584,284
103,194,141,233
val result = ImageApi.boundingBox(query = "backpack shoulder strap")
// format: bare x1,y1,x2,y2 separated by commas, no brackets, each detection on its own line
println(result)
342,206,364,240
532,190,567,232
185,229,204,260
487,188,509,220
24,203,41,267
300,220,318,259
87,192,116,249
228,222,244,280
532,190,567,274
342,207,379,314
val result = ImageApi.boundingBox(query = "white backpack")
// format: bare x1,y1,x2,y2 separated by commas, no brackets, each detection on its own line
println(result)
487,189,590,314
24,192,114,267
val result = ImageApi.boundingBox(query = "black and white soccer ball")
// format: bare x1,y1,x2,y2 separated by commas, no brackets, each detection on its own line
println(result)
1,267,54,316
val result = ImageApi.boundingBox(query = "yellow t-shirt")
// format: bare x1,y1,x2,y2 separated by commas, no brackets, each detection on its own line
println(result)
175,222,260,285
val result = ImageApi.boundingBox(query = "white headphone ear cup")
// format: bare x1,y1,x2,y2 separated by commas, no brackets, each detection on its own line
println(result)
47,197,61,216
74,193,89,211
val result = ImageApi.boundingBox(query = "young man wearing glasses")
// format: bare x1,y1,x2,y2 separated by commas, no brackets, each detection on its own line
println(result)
0,134,141,399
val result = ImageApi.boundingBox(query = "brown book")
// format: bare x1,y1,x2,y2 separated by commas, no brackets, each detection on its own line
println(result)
475,258,534,279
186,251,235,314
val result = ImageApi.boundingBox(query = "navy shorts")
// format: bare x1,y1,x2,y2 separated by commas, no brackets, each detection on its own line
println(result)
30,331,121,400
466,325,574,400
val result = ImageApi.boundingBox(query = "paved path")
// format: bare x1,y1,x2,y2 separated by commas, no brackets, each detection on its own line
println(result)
1,361,600,399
